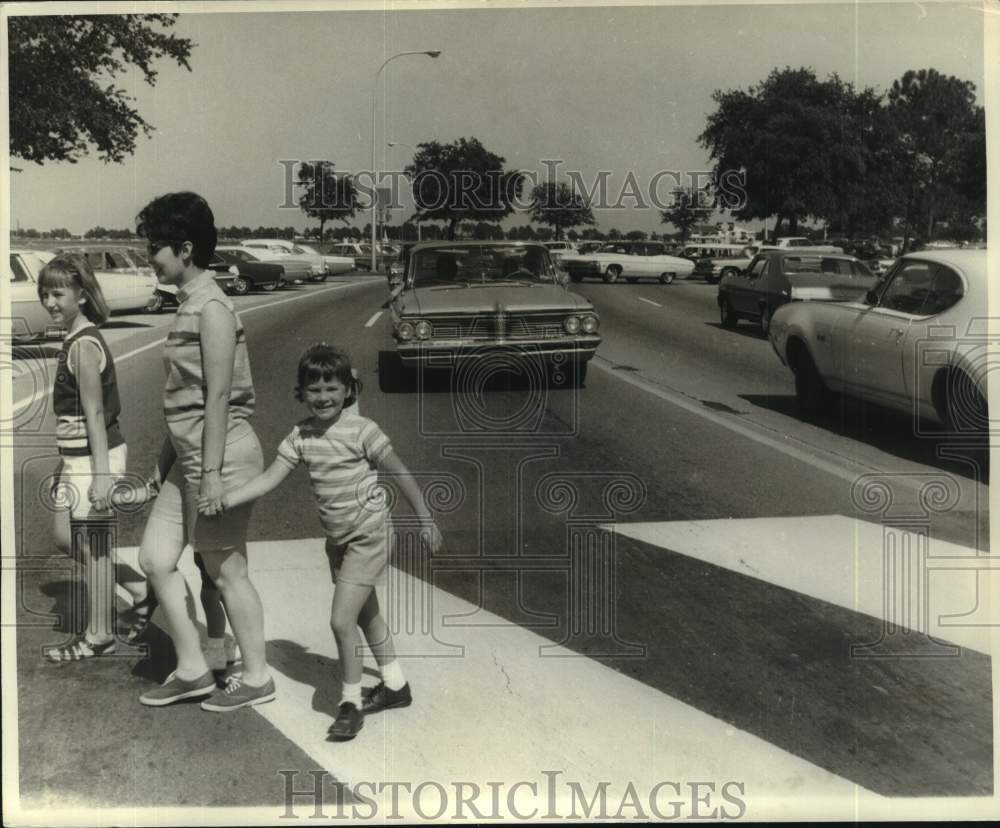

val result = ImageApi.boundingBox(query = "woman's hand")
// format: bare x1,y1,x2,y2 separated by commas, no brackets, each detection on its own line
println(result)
199,470,226,516
88,473,116,513
425,521,444,555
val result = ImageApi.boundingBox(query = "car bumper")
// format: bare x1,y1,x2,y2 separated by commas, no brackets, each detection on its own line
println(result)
397,337,601,363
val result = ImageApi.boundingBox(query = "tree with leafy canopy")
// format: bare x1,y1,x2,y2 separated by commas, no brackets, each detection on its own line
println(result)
10,15,193,164
297,162,358,245
699,68,866,237
888,68,984,245
660,187,714,243
528,182,596,240
405,137,525,240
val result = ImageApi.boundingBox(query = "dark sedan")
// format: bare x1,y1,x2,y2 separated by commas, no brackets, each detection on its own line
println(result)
717,250,877,335
146,249,285,312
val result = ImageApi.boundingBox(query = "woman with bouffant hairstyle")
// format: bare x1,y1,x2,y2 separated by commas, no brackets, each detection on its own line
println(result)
134,191,275,711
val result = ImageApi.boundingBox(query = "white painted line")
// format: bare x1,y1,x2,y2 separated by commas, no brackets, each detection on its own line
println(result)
593,357,879,487
364,310,383,328
114,537,863,820
603,515,995,656
637,296,662,308
11,281,367,415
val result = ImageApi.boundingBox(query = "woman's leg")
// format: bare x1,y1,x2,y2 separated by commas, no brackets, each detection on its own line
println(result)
199,546,268,686
138,477,207,679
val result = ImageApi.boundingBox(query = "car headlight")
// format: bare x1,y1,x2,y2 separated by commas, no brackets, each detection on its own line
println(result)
580,314,599,333
228,265,239,276
415,320,433,340
397,321,415,341
563,315,581,334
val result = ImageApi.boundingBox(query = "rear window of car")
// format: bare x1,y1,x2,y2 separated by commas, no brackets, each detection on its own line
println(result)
781,256,854,276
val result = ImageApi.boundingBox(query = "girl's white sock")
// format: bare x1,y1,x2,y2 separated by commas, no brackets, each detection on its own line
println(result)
380,659,406,691
341,681,362,708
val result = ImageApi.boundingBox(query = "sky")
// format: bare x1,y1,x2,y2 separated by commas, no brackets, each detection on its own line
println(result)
6,0,989,237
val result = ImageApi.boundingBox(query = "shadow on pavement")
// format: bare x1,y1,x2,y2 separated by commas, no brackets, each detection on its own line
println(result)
740,392,990,483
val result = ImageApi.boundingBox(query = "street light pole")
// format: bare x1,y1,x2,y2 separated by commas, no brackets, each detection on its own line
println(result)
371,50,441,272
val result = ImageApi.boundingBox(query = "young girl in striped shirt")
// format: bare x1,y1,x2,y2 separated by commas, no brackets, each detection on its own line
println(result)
200,344,443,740
39,253,151,660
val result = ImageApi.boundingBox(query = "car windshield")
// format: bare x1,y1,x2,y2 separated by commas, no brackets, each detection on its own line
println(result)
410,245,558,286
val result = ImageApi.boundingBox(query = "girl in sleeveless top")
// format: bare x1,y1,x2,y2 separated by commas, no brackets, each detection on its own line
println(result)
39,254,150,660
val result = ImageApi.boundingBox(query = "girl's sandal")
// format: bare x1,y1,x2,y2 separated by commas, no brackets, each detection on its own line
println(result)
44,635,117,662
122,591,159,643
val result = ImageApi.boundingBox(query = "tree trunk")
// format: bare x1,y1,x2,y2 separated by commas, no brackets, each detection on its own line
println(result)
447,217,458,240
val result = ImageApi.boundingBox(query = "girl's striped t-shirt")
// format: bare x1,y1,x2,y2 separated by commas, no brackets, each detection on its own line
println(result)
275,413,393,542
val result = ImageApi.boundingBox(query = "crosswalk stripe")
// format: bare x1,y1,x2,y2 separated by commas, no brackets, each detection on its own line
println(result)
114,538,872,820
602,516,996,656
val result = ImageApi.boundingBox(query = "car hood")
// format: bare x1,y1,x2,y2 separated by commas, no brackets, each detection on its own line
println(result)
398,283,591,315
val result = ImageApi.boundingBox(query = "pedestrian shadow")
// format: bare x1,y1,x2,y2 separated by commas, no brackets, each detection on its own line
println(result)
266,639,380,718
740,392,990,483
101,319,155,329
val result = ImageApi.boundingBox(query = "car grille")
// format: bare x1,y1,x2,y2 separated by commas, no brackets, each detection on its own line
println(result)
421,314,570,340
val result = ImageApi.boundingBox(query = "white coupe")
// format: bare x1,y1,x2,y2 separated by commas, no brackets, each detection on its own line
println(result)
561,241,695,284
768,249,988,437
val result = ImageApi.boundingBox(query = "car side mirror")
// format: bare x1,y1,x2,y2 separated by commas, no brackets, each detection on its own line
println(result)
864,289,879,306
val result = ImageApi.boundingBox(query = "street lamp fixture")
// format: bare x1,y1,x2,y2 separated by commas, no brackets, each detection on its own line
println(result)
371,50,441,271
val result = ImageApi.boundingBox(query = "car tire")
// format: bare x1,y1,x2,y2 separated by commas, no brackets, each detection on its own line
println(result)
659,272,676,285
603,265,622,284
941,369,988,439
262,281,277,292
569,273,584,283
720,299,738,329
144,293,165,314
231,276,250,296
793,348,834,416
759,304,772,335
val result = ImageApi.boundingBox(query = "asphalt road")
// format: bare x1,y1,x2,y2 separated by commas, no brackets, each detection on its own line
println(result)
7,271,994,818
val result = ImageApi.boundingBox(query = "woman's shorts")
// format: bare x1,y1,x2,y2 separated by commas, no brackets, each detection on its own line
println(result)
325,522,389,587
52,444,128,520
147,427,264,555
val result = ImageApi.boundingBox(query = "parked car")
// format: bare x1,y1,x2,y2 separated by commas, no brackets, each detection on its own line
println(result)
561,240,695,284
772,236,844,253
380,241,601,391
718,250,877,335
239,239,325,281
768,249,988,434
329,241,398,271
226,244,310,284
9,249,64,341
146,248,286,311
294,242,355,276
10,247,159,339
687,244,756,284
542,241,578,268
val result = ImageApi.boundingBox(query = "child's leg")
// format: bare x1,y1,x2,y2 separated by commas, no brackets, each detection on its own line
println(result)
76,516,117,642
358,589,395,667
330,582,375,694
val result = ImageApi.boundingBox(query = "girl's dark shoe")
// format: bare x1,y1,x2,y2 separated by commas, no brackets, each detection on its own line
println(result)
121,590,158,642
361,682,412,714
327,702,364,741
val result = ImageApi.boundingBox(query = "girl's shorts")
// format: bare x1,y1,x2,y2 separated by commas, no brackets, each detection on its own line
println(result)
325,521,389,587
148,428,264,554
52,444,128,520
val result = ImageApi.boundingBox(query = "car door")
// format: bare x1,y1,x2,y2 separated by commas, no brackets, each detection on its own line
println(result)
841,259,939,406
731,255,767,314
9,253,53,339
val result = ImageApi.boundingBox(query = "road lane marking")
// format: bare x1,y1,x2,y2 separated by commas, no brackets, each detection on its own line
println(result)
11,281,369,415
364,310,383,327
637,296,662,307
602,515,994,656
110,537,864,820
